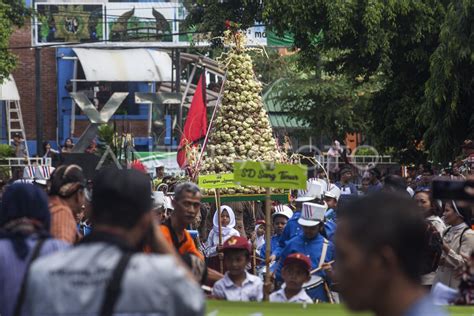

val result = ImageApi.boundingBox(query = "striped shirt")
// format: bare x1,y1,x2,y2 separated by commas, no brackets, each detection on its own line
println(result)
0,235,69,316
49,196,79,244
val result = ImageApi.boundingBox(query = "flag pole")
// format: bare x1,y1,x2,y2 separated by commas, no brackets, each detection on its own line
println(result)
264,187,272,301
215,189,224,274
195,71,227,174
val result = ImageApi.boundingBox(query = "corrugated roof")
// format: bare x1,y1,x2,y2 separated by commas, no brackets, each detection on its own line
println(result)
269,114,309,129
264,79,309,129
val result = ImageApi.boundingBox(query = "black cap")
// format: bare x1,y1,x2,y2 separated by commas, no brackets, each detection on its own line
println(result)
91,167,153,229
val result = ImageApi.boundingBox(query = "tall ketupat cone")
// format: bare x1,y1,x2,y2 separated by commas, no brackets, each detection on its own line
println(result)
199,30,286,194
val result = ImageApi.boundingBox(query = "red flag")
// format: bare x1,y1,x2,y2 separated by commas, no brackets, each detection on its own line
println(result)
177,74,207,168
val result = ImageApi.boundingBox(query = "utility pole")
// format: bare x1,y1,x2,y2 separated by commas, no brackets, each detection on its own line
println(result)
175,49,182,129
35,47,43,156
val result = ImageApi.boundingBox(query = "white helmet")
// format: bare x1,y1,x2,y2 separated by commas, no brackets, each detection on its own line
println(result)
272,204,293,220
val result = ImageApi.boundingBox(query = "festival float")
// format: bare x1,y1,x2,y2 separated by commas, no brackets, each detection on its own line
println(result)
190,27,293,204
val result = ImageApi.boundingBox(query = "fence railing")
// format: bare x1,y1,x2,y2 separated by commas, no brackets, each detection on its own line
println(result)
0,157,53,179
0,157,52,167
314,155,397,172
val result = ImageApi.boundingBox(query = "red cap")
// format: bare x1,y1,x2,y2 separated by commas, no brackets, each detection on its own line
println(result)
283,253,311,272
223,236,251,253
255,219,265,226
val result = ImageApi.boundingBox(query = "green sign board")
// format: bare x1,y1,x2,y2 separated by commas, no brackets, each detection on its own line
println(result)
233,161,307,189
198,173,236,189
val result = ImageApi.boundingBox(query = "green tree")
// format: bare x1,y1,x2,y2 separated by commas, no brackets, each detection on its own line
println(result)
0,0,30,83
264,0,450,163
422,0,474,163
268,51,383,142
185,3,375,150
186,0,472,164
184,0,262,44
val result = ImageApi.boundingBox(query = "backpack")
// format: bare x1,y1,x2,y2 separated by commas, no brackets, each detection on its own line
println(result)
421,222,443,275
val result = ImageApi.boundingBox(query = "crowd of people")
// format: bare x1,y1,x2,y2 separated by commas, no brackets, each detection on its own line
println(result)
0,139,473,316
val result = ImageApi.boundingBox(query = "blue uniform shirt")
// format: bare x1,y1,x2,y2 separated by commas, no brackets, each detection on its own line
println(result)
275,211,337,256
260,234,281,261
325,208,336,221
275,211,302,256
276,233,335,302
324,220,337,242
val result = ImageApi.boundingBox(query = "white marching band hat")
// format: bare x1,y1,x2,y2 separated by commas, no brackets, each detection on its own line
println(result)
296,179,326,202
298,202,328,227
272,204,293,220
324,184,341,201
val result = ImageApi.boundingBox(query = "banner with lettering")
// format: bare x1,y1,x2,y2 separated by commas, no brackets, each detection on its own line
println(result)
233,161,307,189
198,173,236,189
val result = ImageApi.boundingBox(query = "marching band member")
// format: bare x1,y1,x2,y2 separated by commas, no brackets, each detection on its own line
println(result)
275,202,335,302
274,181,324,258
323,184,341,222
260,205,293,263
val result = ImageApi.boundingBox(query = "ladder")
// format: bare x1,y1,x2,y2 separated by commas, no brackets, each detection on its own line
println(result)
5,100,30,158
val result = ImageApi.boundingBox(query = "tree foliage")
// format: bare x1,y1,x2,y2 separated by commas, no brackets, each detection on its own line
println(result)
184,0,262,44
0,0,30,83
422,0,474,163
263,0,452,163
186,0,472,164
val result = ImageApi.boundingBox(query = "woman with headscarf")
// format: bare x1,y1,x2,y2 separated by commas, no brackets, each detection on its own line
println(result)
48,164,86,244
434,201,474,288
253,220,266,256
0,183,69,316
204,205,240,258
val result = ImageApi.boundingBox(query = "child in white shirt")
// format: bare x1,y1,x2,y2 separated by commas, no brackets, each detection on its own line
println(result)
212,236,263,302
253,220,266,256
270,253,313,304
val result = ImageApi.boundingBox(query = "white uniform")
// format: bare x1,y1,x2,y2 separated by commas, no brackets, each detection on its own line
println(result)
434,223,474,288
427,215,447,236
269,288,313,304
212,272,263,302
